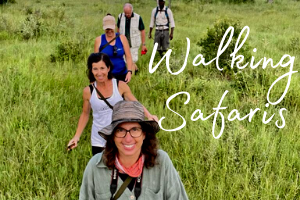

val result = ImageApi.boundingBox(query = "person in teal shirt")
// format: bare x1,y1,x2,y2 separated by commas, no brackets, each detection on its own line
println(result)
79,101,188,200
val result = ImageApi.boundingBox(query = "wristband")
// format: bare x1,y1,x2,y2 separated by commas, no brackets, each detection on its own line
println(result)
127,70,132,74
142,43,146,46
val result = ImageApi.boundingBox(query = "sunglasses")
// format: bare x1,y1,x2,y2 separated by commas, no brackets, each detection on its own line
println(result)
113,46,117,56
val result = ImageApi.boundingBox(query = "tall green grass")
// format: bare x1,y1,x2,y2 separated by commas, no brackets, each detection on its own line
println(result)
1,0,299,199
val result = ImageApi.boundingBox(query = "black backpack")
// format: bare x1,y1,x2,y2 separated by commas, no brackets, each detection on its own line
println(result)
154,6,169,27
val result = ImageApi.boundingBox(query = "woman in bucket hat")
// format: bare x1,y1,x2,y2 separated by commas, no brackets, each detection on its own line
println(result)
94,14,134,83
67,53,157,156
79,101,188,200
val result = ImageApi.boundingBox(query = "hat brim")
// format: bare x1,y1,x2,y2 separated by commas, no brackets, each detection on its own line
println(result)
98,119,160,138
103,25,115,30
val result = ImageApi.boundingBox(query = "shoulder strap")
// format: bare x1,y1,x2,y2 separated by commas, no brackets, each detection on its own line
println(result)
165,7,169,26
112,176,133,200
89,84,93,94
100,34,120,52
92,83,113,110
154,6,159,23
134,174,143,200
154,6,169,27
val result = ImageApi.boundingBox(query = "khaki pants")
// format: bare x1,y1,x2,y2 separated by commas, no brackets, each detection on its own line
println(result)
130,46,139,63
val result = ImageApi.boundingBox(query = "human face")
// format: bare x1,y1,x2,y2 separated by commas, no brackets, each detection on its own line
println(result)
105,28,114,37
124,7,132,19
91,60,110,82
159,0,165,8
114,122,145,160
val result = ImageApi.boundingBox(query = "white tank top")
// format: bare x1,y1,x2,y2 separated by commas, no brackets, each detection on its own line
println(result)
90,79,123,147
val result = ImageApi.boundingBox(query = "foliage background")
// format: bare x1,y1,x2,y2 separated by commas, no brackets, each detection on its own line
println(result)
0,0,299,199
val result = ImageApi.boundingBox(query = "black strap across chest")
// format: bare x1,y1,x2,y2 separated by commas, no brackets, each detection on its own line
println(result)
91,83,113,109
110,167,143,200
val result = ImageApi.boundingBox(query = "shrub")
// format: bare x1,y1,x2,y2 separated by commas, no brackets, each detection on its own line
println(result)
0,0,16,4
50,37,89,62
197,18,252,78
20,15,42,40
288,37,300,52
227,0,254,3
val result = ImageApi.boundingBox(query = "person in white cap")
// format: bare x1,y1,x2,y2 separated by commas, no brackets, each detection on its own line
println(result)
149,0,175,57
117,3,147,74
94,14,134,83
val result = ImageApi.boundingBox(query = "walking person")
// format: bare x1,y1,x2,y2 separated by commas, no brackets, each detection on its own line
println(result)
94,14,133,83
117,3,147,74
79,101,189,200
149,0,175,57
67,53,157,156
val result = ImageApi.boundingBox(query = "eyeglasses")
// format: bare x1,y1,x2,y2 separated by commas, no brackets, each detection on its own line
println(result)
114,127,143,138
113,46,117,56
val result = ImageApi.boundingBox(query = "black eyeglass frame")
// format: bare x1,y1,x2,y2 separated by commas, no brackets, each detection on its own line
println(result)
114,127,143,138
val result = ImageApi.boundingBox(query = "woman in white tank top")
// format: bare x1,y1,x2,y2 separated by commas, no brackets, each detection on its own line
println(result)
67,53,157,156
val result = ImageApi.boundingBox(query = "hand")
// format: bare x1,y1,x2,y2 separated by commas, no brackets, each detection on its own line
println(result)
67,137,79,151
169,33,173,40
147,114,159,122
142,45,147,52
125,72,132,83
148,34,152,39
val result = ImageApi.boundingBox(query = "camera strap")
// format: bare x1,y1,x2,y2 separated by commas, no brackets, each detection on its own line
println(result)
100,33,120,52
92,83,113,110
110,167,143,200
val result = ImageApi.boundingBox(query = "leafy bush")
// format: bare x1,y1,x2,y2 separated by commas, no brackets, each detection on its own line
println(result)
197,18,252,78
288,37,300,52
20,15,42,40
227,0,254,3
50,37,89,62
0,0,16,4
0,15,20,40
20,7,69,39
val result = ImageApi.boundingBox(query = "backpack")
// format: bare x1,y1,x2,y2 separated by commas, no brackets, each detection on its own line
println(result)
154,6,169,27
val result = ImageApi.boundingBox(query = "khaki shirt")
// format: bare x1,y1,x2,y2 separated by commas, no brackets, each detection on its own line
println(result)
79,150,189,200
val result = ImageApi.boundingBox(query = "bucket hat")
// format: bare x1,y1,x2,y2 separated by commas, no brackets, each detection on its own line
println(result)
99,101,159,137
103,15,115,30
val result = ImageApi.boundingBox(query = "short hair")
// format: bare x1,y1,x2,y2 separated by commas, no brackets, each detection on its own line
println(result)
86,53,114,82
103,123,159,169
123,3,133,11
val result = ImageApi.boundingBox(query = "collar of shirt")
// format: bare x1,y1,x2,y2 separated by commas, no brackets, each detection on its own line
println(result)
126,12,134,20
95,153,107,168
158,5,167,11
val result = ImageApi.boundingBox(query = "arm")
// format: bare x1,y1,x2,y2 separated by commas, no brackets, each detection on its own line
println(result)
160,150,189,200
119,81,158,121
141,29,147,52
148,27,153,39
79,156,97,200
149,9,155,39
67,87,91,150
120,34,133,83
168,9,175,40
139,16,147,52
94,37,101,53
170,27,174,40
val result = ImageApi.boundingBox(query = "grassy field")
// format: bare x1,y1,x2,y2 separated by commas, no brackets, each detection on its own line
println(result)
1,0,300,199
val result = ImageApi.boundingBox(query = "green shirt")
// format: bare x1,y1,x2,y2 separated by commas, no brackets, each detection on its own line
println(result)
79,150,189,200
